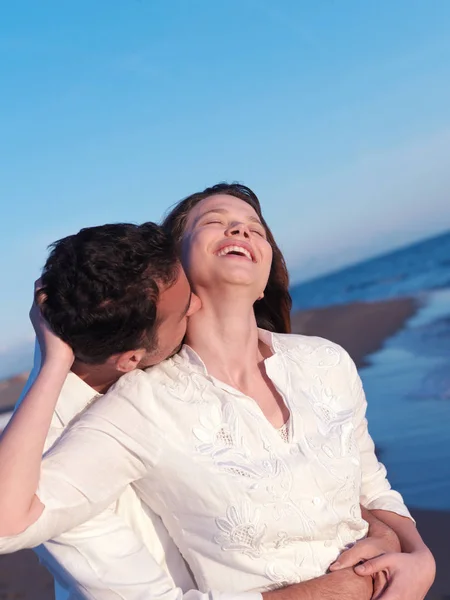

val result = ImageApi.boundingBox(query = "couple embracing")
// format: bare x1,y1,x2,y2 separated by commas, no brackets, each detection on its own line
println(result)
0,183,435,600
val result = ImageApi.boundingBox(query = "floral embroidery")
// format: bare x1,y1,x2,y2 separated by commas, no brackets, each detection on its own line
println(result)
162,362,214,404
138,330,401,592
192,402,268,478
283,342,341,369
215,504,267,558
193,403,240,452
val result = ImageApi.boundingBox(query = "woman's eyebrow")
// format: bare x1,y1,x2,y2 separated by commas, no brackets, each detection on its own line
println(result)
196,208,227,222
193,208,226,226
196,209,262,225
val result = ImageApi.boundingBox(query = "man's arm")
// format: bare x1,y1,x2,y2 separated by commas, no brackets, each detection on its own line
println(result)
42,521,373,600
264,568,373,600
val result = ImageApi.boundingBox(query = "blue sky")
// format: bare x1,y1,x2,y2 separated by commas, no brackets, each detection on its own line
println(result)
1,0,450,372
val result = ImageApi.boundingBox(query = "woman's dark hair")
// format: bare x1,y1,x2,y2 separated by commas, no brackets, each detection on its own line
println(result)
162,183,291,333
38,222,179,363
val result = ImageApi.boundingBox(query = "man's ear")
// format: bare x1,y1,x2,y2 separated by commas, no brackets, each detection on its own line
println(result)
114,349,147,373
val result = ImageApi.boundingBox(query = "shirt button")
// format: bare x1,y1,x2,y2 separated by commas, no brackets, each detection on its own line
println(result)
351,457,360,466
313,497,322,506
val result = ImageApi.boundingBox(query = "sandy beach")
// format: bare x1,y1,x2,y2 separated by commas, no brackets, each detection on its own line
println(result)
291,296,419,367
0,297,448,599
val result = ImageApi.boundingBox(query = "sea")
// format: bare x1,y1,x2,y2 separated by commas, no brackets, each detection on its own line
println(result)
291,230,450,510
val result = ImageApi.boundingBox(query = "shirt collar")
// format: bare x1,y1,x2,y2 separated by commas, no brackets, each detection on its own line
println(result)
176,327,278,375
54,371,101,426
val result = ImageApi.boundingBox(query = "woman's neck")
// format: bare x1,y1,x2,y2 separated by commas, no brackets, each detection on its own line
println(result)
185,291,269,388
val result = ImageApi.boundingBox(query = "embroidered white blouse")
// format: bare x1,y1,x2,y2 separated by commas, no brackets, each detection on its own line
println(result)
7,331,412,594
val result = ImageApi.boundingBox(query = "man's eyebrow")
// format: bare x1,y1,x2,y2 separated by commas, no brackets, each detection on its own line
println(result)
181,291,192,319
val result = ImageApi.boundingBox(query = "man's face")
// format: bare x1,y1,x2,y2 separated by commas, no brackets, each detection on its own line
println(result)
139,266,201,367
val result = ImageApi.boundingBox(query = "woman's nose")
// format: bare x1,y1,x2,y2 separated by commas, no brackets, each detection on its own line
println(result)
226,223,250,238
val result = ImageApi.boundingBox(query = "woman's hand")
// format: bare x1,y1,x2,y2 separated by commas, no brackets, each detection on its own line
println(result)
30,279,74,368
330,509,401,571
354,548,436,600
329,507,401,597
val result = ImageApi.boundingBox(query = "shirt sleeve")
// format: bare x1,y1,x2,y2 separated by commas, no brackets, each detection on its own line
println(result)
5,350,261,600
0,370,158,550
346,353,414,521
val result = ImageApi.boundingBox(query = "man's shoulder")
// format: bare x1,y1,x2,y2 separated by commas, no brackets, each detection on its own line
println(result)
53,372,98,425
103,365,170,406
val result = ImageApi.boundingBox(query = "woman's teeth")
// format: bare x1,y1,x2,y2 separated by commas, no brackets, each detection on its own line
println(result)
216,246,252,260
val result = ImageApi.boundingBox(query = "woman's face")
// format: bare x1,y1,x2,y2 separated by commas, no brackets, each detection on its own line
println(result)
181,194,273,300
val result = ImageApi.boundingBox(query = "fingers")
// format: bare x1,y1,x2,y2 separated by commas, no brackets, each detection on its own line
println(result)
373,571,389,599
372,580,414,600
354,554,395,576
329,544,365,570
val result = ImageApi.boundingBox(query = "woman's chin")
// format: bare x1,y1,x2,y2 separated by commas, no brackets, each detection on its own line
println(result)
204,278,264,299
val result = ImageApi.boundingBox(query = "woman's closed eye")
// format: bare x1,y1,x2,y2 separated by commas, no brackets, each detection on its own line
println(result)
250,227,266,237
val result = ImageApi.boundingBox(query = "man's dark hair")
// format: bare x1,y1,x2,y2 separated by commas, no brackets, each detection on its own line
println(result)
37,222,179,364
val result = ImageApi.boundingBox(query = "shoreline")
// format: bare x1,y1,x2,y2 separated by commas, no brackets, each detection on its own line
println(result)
291,296,419,367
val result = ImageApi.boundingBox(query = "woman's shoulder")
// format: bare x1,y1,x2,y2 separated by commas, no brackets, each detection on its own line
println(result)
271,332,361,409
272,331,352,366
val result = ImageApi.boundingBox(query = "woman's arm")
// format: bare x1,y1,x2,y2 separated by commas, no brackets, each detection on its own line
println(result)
354,510,435,594
0,298,74,534
370,509,430,554
345,353,435,599
0,294,149,544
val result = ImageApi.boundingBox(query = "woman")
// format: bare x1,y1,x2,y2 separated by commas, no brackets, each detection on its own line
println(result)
0,184,435,598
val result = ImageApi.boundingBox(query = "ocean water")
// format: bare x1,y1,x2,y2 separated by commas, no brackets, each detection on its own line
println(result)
362,289,450,510
291,230,450,311
291,231,450,510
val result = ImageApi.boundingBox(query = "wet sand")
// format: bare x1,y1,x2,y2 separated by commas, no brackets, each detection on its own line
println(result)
0,296,448,599
291,296,420,367
0,372,28,413
410,509,450,600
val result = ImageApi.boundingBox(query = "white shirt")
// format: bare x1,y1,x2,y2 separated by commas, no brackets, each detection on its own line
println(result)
9,343,258,600
3,332,411,594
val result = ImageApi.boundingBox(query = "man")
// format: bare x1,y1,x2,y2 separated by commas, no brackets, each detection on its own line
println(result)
4,222,394,600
